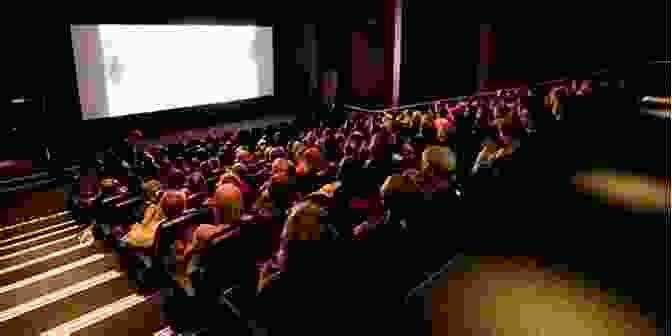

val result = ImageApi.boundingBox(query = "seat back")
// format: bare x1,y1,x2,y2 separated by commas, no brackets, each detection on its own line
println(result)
196,223,258,316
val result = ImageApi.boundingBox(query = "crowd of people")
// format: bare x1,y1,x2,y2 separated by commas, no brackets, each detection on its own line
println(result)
71,81,600,333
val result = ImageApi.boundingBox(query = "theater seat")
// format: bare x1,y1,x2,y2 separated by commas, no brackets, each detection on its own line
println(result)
0,160,34,179
187,192,208,209
124,208,209,291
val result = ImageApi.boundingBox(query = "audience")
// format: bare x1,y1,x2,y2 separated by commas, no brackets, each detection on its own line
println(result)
78,81,669,335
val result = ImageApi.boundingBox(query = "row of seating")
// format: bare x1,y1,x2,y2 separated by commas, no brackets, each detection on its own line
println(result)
73,81,592,334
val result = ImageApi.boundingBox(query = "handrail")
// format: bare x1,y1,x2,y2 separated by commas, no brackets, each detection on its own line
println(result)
344,60,670,115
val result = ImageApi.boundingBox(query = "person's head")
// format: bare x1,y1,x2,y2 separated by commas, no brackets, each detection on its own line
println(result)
236,148,253,163
271,158,290,176
292,142,305,162
143,179,162,205
421,146,457,177
230,162,248,178
217,172,242,189
303,146,322,174
211,183,242,224
159,190,188,219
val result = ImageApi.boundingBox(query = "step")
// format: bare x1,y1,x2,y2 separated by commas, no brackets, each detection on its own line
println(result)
0,211,72,238
0,243,99,287
0,236,82,271
0,254,119,311
0,221,80,256
67,293,163,336
0,216,77,247
0,273,135,336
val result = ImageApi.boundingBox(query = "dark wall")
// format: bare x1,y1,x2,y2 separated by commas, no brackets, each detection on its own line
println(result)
400,2,480,103
487,23,670,88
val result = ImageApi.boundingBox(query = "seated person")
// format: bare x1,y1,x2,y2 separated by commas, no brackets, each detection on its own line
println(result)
124,180,166,248
235,147,254,164
184,183,243,260
295,146,326,194
258,158,291,193
217,168,253,213
414,145,457,194
257,198,326,291
353,174,417,240
254,172,300,217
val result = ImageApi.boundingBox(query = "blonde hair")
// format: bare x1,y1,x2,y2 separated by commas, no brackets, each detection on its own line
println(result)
292,142,305,162
143,179,162,204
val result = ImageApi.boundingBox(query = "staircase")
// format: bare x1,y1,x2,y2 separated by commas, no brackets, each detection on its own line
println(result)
0,211,169,336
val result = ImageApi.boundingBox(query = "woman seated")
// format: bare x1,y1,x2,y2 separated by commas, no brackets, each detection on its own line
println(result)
124,180,166,248
217,168,253,213
353,174,417,240
257,197,328,292
295,146,326,195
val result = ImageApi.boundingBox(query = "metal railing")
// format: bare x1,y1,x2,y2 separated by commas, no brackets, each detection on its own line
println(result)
343,60,670,115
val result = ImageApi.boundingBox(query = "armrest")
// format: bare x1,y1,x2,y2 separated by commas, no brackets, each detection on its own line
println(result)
160,208,209,229
101,192,141,206
114,195,143,208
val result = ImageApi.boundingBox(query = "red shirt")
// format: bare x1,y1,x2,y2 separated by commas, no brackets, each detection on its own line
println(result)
433,118,453,129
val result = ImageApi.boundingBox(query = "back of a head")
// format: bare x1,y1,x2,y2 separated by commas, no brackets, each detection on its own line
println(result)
212,183,242,224
271,158,290,176
421,146,457,177
160,190,188,219
143,179,162,204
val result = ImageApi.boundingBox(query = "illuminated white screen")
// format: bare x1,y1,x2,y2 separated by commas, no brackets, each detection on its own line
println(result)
70,25,274,120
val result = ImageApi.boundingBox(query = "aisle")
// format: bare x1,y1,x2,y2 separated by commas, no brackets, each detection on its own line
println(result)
0,212,166,336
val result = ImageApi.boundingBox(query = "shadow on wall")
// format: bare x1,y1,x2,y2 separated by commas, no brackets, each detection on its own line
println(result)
250,27,273,100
